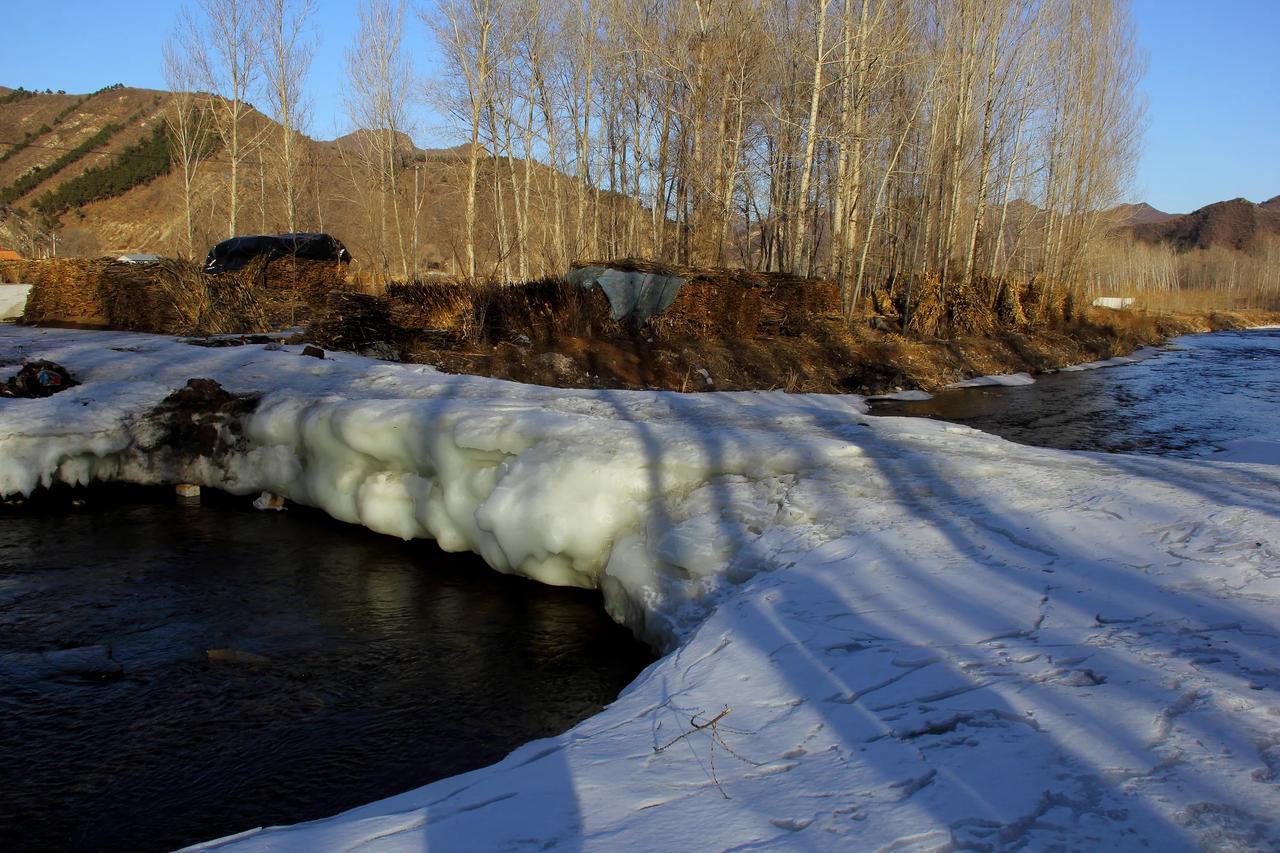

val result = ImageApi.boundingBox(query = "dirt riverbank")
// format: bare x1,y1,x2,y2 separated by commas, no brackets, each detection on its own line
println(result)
399,308,1280,395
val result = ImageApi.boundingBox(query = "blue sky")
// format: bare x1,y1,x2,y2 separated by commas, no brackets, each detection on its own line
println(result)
1130,0,1280,211
2,1,1277,213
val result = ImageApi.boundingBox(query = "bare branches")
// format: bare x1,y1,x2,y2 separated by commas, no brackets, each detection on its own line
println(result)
183,0,266,237
653,705,759,799
345,0,415,285
163,26,213,258
159,0,1142,307
259,0,316,233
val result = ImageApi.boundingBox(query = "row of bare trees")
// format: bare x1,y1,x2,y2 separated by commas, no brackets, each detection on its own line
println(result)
166,0,316,256
428,0,1143,314
163,0,1143,318
1089,235,1280,311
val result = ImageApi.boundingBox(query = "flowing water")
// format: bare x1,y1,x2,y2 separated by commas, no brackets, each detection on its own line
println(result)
872,328,1280,456
0,487,654,852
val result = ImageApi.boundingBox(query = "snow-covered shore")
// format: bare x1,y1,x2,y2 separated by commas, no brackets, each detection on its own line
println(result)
2,326,1278,851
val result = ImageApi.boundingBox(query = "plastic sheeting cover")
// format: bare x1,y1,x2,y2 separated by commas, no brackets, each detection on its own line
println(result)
567,266,686,326
0,284,31,320
204,233,352,274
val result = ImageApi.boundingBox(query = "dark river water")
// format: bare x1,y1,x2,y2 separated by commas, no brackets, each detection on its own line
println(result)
872,328,1280,456
0,487,653,853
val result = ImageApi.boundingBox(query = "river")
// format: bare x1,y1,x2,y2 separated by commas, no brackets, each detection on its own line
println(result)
0,486,653,852
5,328,1275,852
871,328,1280,457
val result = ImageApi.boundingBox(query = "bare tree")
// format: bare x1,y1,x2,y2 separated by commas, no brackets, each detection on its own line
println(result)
185,0,265,237
163,24,213,258
259,0,316,233
426,0,502,281
345,0,415,283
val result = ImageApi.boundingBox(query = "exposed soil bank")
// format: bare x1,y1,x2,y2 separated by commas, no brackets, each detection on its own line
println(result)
398,308,1280,395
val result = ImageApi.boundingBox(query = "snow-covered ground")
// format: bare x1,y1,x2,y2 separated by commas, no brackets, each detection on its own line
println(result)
2,326,1278,851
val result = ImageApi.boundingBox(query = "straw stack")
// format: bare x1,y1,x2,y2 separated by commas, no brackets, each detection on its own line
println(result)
307,291,395,352
903,275,946,338
386,280,472,330
994,278,1029,329
946,277,995,337
473,277,617,343
10,258,114,325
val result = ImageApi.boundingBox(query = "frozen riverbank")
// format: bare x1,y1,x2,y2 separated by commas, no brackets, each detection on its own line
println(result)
875,328,1280,462
2,326,1278,851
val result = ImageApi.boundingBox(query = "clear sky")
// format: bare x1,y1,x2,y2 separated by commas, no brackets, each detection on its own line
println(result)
1129,0,1280,212
1,1,1277,214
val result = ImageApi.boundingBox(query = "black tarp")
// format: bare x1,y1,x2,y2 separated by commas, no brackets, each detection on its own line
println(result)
203,233,352,274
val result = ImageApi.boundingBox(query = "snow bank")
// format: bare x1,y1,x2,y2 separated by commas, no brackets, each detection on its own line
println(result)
1207,438,1280,466
945,370,1036,388
867,388,934,402
2,326,1279,851
1053,346,1163,372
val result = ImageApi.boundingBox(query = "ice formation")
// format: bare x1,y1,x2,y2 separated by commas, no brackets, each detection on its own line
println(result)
1,325,1278,851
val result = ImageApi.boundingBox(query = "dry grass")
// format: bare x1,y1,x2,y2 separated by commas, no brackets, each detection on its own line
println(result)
386,280,473,330
307,291,396,352
1,256,334,334
1131,288,1280,314
471,277,620,343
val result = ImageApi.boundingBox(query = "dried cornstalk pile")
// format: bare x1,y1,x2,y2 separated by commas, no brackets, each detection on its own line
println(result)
6,256,279,334
386,280,472,330
218,255,347,327
307,291,395,352
621,261,840,339
6,258,115,325
994,278,1029,328
574,256,697,278
0,259,34,284
1021,279,1067,327
265,257,348,311
946,277,995,337
870,288,898,317
903,275,946,337
754,272,840,335
655,272,763,338
472,277,618,343
99,259,271,334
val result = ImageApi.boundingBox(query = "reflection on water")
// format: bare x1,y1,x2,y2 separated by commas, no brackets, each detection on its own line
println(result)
0,486,653,853
872,329,1280,456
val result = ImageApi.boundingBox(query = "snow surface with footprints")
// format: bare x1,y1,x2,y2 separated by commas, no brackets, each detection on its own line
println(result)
1,326,1277,851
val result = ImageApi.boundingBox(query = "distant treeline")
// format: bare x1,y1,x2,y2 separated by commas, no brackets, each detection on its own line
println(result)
34,123,172,217
0,110,144,205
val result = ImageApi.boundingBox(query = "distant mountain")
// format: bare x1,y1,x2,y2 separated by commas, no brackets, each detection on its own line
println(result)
1126,197,1280,252
0,85,617,273
328,128,420,157
1110,202,1177,226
